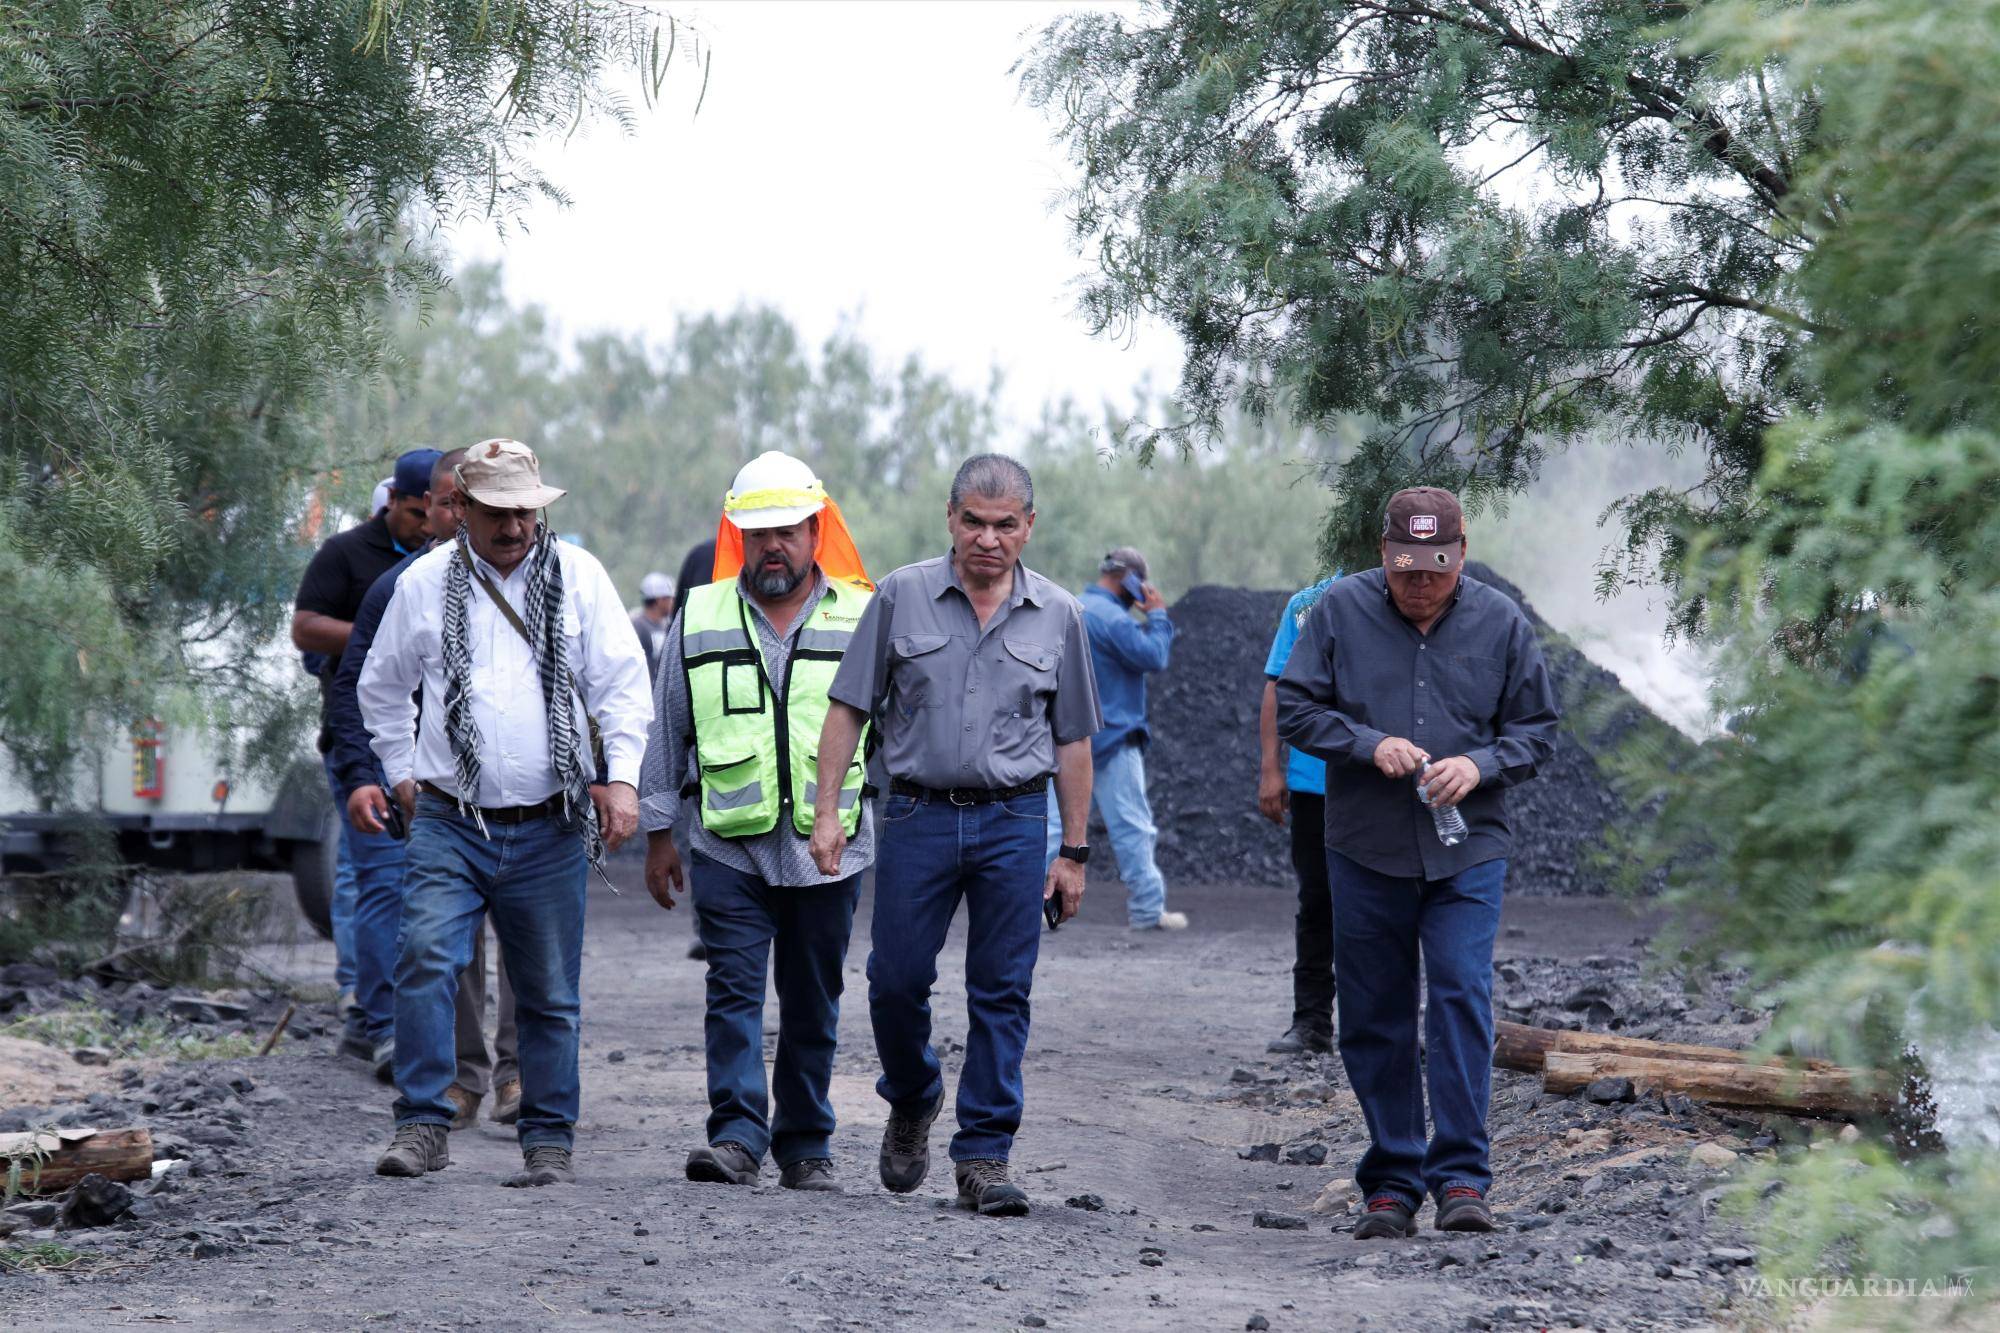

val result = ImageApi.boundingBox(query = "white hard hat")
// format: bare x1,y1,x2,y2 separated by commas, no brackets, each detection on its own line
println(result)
369,478,393,516
639,571,675,600
722,451,827,531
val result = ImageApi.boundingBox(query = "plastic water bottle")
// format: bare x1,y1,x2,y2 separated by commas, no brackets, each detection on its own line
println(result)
1417,762,1467,847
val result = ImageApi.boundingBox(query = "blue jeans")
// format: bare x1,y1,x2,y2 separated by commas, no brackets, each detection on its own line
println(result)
322,756,358,996
690,853,860,1167
392,795,587,1150
348,820,408,1045
1328,850,1507,1207
1044,742,1168,927
870,791,1047,1163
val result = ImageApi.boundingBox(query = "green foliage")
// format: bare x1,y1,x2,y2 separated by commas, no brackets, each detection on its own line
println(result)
1021,0,1812,620
0,1241,89,1273
1,1003,260,1063
356,265,1343,600
0,1,696,803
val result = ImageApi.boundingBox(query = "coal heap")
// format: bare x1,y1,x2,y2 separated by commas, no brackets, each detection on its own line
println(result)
1137,564,1688,895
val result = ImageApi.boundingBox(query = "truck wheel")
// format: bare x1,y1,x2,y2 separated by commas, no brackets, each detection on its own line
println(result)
290,800,341,942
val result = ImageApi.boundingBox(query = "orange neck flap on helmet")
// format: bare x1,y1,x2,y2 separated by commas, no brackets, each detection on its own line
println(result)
711,495,872,591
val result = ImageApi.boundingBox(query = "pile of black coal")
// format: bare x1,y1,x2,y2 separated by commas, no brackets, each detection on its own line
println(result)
1139,565,1690,894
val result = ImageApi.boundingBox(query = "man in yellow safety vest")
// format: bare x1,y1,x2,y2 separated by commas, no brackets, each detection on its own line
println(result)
638,450,875,1192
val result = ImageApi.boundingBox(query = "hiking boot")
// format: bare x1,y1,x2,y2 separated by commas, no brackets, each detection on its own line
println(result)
375,1123,449,1177
879,1093,942,1194
685,1141,760,1186
371,1038,395,1085
1351,1194,1418,1239
1266,1024,1333,1055
954,1159,1029,1217
444,1085,481,1132
490,1078,521,1126
502,1145,574,1188
338,1009,373,1063
1133,911,1189,932
1435,1186,1495,1232
779,1158,839,1192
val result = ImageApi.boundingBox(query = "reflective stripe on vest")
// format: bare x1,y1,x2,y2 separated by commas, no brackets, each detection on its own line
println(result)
682,578,872,839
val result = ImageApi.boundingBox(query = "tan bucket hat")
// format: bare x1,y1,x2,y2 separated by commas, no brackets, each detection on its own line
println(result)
455,438,566,510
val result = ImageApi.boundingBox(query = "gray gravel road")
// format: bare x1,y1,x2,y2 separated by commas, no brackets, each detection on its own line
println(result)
5,865,1712,1331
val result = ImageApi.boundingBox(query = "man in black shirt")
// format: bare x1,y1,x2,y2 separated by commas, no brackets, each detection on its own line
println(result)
674,537,717,608
293,447,440,1061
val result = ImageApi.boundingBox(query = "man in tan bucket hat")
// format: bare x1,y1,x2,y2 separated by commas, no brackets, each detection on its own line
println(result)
359,438,653,1187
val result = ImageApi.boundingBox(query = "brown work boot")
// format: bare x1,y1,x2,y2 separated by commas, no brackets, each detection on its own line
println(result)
490,1078,521,1126
1435,1186,1495,1232
686,1141,760,1186
779,1158,838,1192
879,1093,942,1194
954,1159,1029,1217
444,1085,481,1131
502,1145,574,1188
375,1123,449,1178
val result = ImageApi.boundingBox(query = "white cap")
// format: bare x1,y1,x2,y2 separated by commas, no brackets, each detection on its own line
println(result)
370,478,393,516
722,451,827,530
639,571,675,600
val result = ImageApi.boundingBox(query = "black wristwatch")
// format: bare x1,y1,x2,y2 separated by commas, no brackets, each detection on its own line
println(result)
1058,843,1091,865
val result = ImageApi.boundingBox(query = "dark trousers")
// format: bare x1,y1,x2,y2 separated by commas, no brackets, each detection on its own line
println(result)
1289,791,1335,1035
868,790,1047,1163
690,853,860,1167
1328,849,1507,1207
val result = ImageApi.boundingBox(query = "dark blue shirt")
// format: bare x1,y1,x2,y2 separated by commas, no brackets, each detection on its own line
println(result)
327,548,424,800
1274,569,1559,879
1077,583,1174,760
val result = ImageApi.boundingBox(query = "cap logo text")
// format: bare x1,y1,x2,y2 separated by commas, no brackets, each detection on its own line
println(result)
1409,514,1438,538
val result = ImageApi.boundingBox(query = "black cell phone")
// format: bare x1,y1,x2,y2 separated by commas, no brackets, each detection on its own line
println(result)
1044,893,1064,931
383,793,408,842
1120,571,1146,606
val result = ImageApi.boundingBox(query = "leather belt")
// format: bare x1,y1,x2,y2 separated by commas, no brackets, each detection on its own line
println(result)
419,780,564,825
890,777,1049,807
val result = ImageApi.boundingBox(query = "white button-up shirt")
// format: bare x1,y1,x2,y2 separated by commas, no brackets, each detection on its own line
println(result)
358,538,653,807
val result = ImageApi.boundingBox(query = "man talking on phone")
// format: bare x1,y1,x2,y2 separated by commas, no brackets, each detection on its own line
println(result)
1042,547,1184,930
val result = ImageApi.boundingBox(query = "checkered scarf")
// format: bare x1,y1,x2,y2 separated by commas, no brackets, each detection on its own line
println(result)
440,524,602,868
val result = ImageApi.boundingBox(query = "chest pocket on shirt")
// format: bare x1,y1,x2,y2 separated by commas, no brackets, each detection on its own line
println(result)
1001,637,1057,716
891,633,954,710
1436,651,1505,720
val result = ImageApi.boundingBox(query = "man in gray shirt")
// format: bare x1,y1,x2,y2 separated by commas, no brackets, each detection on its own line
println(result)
639,451,874,1194
1277,487,1558,1239
811,454,1102,1217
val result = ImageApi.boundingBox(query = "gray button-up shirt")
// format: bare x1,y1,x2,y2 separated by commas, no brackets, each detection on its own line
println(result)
1275,569,1559,880
828,553,1102,789
638,568,875,886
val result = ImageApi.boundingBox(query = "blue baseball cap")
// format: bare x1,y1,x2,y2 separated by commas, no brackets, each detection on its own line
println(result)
391,447,444,498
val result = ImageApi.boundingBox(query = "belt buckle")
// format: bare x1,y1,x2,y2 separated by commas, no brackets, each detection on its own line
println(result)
948,788,974,807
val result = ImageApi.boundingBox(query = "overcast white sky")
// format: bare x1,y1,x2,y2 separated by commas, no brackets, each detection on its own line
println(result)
451,0,1179,428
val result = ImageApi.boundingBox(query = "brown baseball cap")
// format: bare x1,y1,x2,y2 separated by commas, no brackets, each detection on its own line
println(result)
1382,486,1465,574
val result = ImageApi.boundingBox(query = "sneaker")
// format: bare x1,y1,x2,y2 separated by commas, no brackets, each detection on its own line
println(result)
502,1145,575,1188
879,1093,942,1194
1266,1024,1334,1055
953,1159,1029,1217
779,1158,839,1192
371,1038,394,1085
685,1141,760,1186
490,1078,521,1126
375,1123,449,1177
1351,1194,1418,1239
1133,911,1189,931
1435,1186,1495,1232
444,1085,481,1132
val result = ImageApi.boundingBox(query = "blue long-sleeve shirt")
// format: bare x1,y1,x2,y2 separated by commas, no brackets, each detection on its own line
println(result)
1078,582,1175,761
328,548,424,800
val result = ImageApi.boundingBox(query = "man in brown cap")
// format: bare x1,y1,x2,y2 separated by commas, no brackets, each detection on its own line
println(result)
358,438,653,1187
1275,486,1559,1238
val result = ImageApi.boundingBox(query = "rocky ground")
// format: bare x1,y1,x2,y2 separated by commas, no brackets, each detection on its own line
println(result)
0,867,1831,1331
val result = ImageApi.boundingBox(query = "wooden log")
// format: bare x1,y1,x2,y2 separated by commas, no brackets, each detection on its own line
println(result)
1541,1050,1892,1119
0,1127,154,1194
1492,1020,1839,1076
